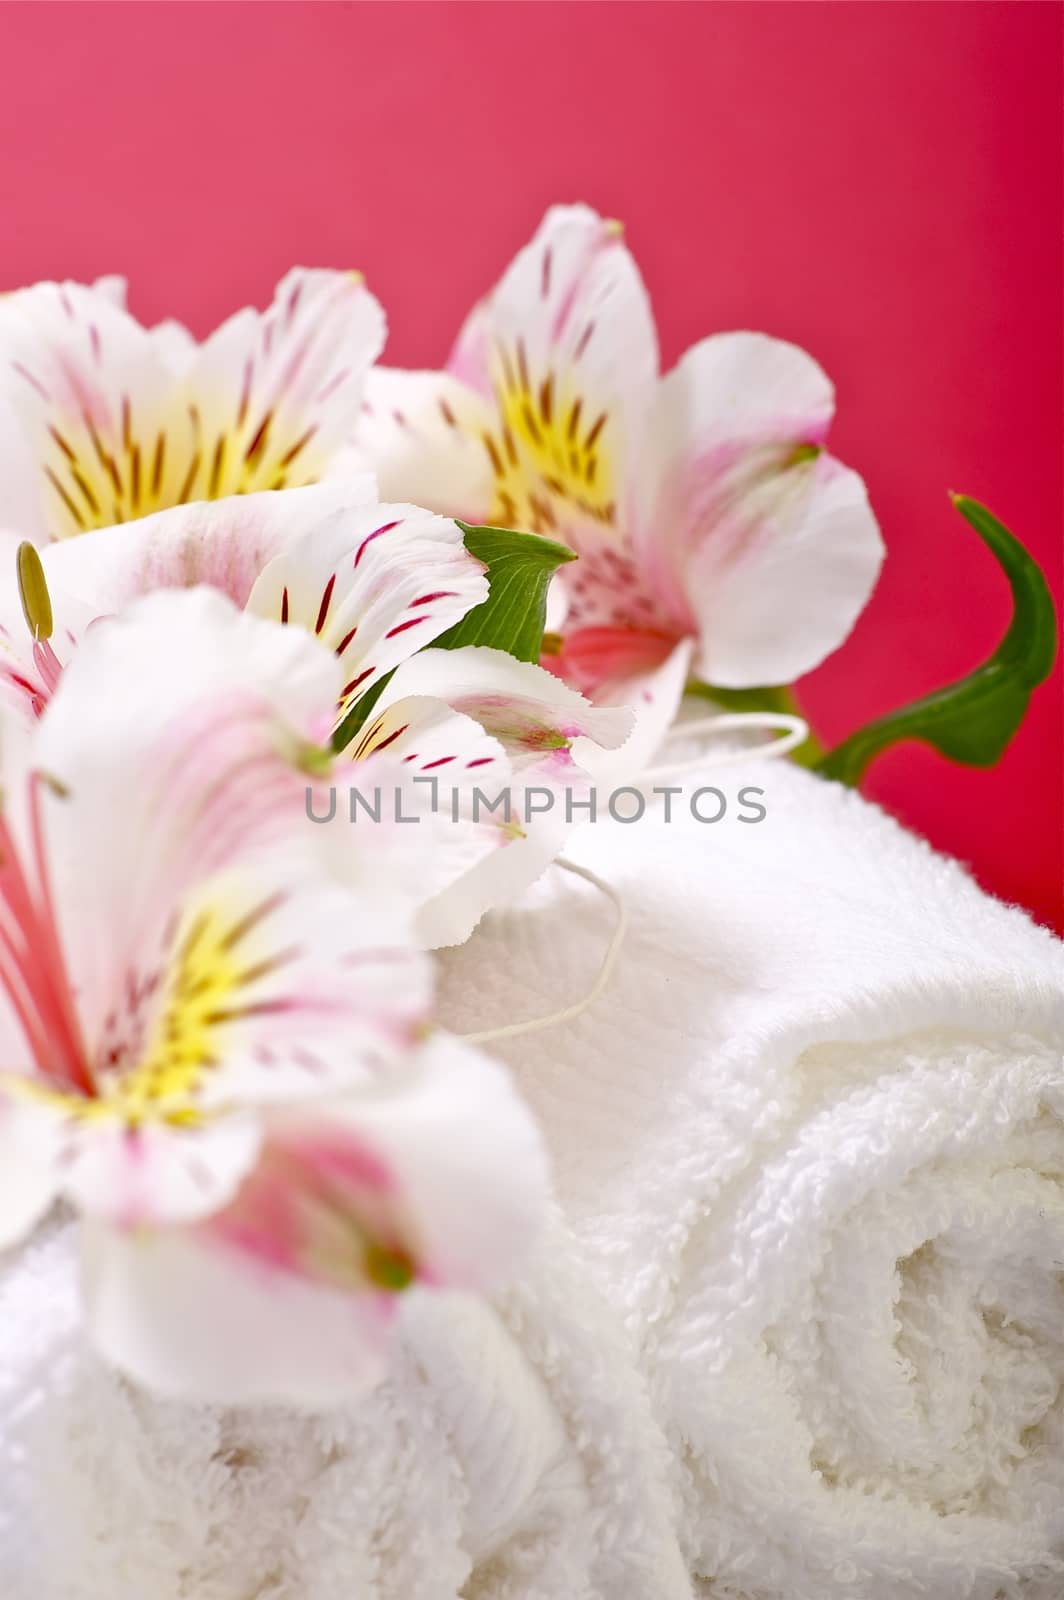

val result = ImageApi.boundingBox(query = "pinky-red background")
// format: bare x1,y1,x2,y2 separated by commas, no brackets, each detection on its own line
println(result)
0,1,1060,928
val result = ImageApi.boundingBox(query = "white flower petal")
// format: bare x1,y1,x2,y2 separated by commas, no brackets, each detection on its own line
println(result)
82,1218,396,1407
90,275,128,308
0,1084,65,1248
687,460,884,686
247,502,489,719
183,268,385,499
376,645,632,769
81,1034,547,1407
0,280,175,538
346,693,509,784
355,367,496,518
415,802,573,950
359,647,632,944
33,588,343,1047
148,317,197,376
342,701,515,945
635,332,883,684
573,636,694,781
41,478,379,614
469,203,658,547
61,1109,263,1228
317,1032,549,1292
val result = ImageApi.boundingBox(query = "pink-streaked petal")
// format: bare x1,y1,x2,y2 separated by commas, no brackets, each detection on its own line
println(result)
247,502,488,720
685,457,884,686
82,1217,396,1407
183,268,386,499
32,588,344,1047
41,478,378,614
571,637,694,782
60,1108,263,1229
635,331,837,627
446,296,494,394
554,536,676,635
632,332,882,683
81,1034,547,1407
343,701,516,946
370,649,631,946
211,1032,546,1298
375,645,632,771
310,1032,549,1292
462,203,659,549
354,366,496,519
544,624,678,697
0,280,175,539
345,693,508,782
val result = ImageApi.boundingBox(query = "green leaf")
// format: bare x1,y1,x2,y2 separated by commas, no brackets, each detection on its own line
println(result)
817,494,1058,786
331,521,574,754
433,522,575,663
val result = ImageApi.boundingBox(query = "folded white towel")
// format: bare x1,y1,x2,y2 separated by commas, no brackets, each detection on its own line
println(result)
438,756,1064,1600
0,1211,691,1600
2,760,1061,1599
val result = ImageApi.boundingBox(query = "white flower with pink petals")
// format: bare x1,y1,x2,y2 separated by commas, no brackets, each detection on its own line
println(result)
0,268,384,541
0,587,548,1404
354,203,885,749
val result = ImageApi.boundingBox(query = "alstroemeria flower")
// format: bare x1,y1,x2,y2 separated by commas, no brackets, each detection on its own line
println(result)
0,587,547,1404
0,268,384,540
0,482,631,943
354,203,884,744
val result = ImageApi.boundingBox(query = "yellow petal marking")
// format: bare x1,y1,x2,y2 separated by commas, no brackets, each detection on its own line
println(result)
482,338,617,535
7,899,265,1127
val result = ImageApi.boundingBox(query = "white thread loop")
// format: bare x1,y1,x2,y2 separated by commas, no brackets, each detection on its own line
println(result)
642,710,808,781
459,857,627,1045
461,710,806,1044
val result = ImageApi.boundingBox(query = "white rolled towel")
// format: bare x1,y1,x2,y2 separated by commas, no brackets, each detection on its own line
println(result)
437,756,1064,1600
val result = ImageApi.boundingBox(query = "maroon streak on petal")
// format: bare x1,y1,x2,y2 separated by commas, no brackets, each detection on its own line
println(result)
314,574,336,634
384,617,427,641
353,521,400,568
369,723,408,755
340,667,374,699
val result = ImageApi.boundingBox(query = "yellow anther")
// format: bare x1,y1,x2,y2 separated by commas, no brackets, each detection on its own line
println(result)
604,218,625,238
37,770,71,800
16,542,53,641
